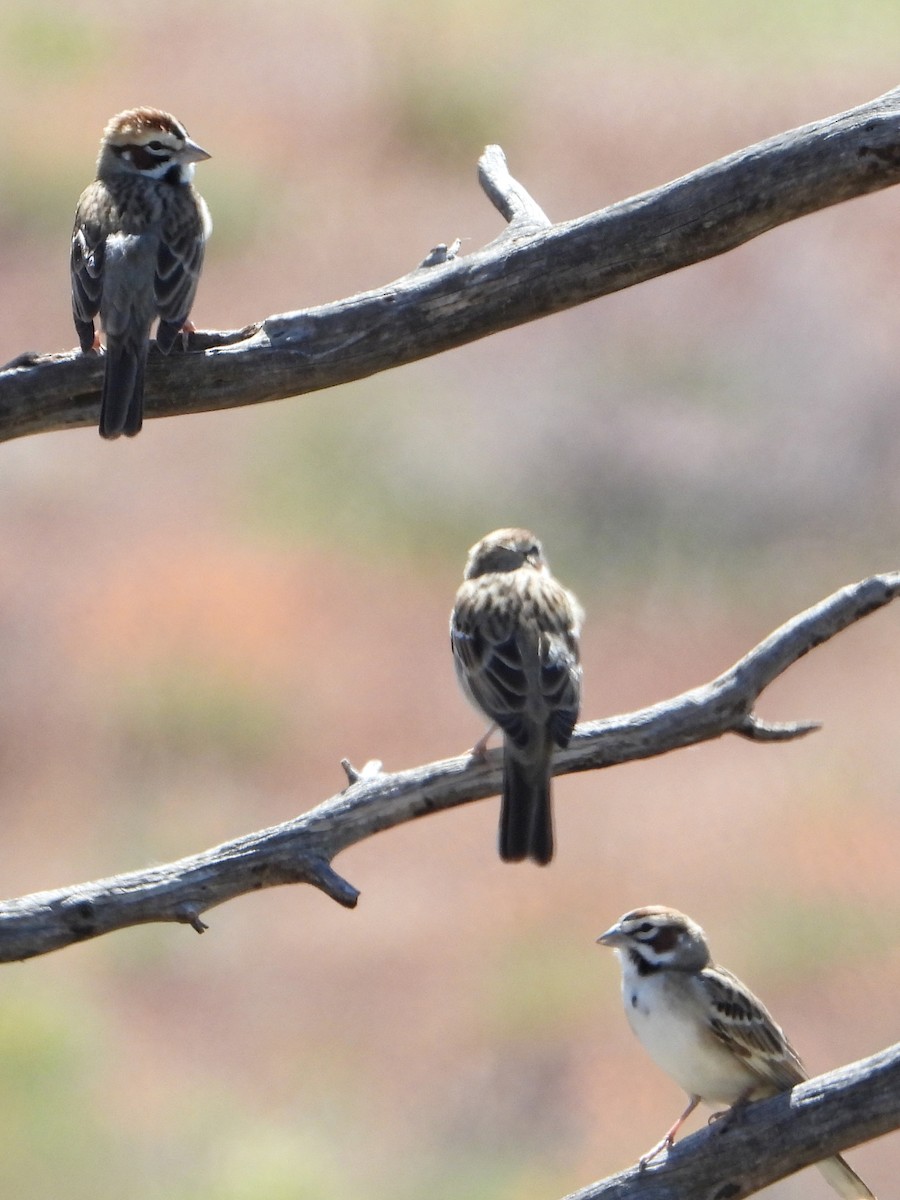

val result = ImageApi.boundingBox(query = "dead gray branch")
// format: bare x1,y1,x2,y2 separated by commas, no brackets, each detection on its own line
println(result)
0,571,896,964
2,87,899,439
566,1042,900,1199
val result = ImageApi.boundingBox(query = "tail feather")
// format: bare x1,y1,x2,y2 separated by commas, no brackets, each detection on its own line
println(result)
100,341,146,439
499,747,553,865
817,1154,876,1200
156,319,185,354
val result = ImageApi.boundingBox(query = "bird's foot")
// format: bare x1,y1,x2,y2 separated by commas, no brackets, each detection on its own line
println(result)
638,1134,673,1171
708,1092,753,1135
179,320,197,351
468,724,497,760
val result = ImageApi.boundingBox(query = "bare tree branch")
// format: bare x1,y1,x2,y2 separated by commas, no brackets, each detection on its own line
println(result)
0,572,896,964
3,87,900,440
567,1042,900,1199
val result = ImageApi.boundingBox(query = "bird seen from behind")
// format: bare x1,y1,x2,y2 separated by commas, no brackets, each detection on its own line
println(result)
450,528,583,865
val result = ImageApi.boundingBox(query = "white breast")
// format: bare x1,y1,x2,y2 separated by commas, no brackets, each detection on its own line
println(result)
622,967,755,1106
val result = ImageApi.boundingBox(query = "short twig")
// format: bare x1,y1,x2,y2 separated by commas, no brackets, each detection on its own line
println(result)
477,143,553,232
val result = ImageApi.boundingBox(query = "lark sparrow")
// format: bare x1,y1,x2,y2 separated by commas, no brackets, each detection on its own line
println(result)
450,528,583,865
71,108,212,438
597,906,876,1199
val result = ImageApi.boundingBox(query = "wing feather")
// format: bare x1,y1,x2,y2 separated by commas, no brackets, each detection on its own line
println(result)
451,573,581,751
70,198,106,352
155,221,205,326
702,966,806,1092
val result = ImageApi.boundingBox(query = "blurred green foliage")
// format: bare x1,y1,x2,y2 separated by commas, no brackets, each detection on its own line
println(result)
483,929,600,1040
0,160,80,236
240,344,887,611
195,1120,358,1200
0,981,111,1199
367,0,900,65
392,1153,564,1200
0,978,357,1199
744,895,887,985
384,63,520,165
242,380,491,567
0,978,569,1200
0,7,101,80
115,665,284,768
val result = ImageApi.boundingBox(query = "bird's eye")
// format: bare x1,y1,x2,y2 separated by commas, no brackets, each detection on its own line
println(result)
147,140,165,152
636,922,654,935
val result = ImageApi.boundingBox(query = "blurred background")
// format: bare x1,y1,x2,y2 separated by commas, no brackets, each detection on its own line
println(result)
1,1,899,1196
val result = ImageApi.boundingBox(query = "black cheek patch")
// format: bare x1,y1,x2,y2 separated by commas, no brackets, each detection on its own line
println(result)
630,948,660,976
129,144,166,172
648,925,680,954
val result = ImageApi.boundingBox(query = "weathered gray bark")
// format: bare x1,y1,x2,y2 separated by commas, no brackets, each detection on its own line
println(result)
566,1043,900,1199
0,572,896,963
2,87,900,440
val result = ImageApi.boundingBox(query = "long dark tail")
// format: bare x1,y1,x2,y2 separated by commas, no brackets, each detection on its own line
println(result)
100,339,146,439
499,746,554,865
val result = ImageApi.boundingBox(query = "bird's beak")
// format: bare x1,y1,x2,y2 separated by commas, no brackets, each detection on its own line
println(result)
596,924,623,947
180,138,211,164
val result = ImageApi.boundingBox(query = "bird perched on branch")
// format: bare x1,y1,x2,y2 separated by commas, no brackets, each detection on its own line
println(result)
450,528,583,865
597,905,877,1199
71,107,212,438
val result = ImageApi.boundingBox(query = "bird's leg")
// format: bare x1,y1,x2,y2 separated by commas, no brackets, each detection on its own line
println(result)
180,319,197,350
708,1087,755,1134
639,1095,700,1169
158,321,199,356
469,724,497,760
74,317,100,355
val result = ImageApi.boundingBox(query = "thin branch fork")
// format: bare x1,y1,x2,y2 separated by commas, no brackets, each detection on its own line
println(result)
567,1042,900,1200
2,87,900,439
0,572,896,964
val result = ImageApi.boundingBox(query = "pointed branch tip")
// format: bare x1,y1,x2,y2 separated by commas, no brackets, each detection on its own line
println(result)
176,904,209,934
341,758,384,785
477,144,552,231
307,858,359,909
734,715,822,743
